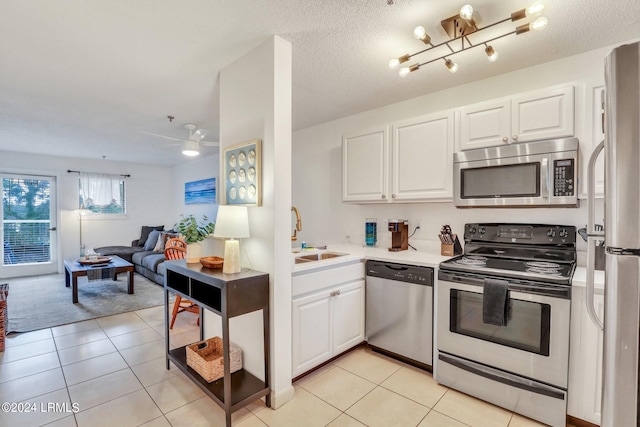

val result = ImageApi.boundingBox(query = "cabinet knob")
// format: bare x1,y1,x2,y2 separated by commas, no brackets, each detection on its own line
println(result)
502,137,509,142
391,194,396,199
381,194,386,199
512,135,518,141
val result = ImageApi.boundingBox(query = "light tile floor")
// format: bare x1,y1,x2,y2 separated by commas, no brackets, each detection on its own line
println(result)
0,306,578,427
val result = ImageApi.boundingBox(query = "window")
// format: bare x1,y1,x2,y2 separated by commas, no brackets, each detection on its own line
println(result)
78,173,126,215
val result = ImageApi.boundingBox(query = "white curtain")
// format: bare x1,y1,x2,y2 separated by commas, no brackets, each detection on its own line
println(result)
79,173,121,206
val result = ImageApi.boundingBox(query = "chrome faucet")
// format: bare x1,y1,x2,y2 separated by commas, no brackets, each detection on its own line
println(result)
291,206,302,241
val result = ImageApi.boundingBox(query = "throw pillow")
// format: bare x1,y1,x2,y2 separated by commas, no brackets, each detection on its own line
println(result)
138,225,164,247
153,231,178,252
144,229,161,251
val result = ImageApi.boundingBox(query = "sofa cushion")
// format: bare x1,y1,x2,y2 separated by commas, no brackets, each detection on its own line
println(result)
138,225,164,247
140,253,166,273
132,250,156,266
95,246,144,264
156,261,166,277
143,229,161,251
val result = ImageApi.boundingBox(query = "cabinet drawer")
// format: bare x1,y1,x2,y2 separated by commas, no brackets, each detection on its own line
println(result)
293,261,364,297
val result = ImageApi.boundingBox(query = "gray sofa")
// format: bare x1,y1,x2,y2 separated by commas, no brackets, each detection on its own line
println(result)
96,226,178,286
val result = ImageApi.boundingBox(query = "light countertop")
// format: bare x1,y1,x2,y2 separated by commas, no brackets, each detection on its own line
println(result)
291,244,605,292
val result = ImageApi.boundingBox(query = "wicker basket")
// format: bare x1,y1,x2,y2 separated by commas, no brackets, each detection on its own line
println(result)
186,336,242,382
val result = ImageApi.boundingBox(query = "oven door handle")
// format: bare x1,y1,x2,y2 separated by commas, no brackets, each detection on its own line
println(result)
439,353,565,400
444,275,570,298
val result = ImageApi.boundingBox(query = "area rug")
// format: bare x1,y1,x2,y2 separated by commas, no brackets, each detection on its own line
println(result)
5,273,170,333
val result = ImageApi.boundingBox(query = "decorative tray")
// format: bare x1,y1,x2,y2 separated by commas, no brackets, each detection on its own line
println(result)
78,256,112,265
200,256,224,269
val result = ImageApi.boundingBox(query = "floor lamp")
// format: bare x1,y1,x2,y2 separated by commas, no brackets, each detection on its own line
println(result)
213,206,250,274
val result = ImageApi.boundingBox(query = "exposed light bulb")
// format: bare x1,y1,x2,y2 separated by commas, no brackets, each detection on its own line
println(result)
388,54,410,69
445,59,458,73
459,4,474,20
526,2,545,16
413,26,426,40
399,64,419,77
485,46,499,62
530,16,548,31
511,2,545,21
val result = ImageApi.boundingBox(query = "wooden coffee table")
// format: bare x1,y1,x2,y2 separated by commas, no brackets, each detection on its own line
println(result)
64,256,135,303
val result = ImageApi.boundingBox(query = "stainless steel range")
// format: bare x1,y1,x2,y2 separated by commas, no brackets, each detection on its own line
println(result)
436,223,576,427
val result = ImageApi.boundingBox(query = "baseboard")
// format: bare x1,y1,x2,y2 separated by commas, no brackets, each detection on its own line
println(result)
567,415,599,427
269,385,295,409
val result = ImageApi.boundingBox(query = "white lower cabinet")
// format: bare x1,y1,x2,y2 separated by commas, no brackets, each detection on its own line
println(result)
292,262,365,377
568,286,604,425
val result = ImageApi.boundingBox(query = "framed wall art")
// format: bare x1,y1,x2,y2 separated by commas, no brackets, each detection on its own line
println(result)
222,139,261,206
185,177,217,205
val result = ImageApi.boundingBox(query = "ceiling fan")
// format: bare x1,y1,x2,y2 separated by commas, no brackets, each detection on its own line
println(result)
141,123,219,157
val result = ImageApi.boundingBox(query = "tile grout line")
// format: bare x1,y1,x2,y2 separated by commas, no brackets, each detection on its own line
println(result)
50,326,80,427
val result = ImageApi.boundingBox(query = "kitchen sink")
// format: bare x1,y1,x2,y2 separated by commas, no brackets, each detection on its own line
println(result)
294,252,348,264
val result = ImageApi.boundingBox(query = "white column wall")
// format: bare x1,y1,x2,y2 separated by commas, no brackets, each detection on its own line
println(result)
204,35,294,407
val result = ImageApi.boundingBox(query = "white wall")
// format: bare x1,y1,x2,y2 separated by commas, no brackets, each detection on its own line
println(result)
171,153,223,256
204,35,294,407
291,43,622,260
0,151,173,276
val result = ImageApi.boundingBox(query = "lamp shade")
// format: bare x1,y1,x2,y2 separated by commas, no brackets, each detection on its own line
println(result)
213,205,250,239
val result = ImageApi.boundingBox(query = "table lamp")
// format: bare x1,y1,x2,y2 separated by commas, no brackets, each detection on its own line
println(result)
213,205,250,274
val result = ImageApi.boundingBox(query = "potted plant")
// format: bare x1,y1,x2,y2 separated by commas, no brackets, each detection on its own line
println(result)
176,214,215,262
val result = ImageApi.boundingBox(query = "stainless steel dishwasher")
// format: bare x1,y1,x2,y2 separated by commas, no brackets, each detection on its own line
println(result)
365,260,434,368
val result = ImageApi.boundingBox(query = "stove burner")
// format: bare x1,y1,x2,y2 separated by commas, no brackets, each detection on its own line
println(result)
526,261,562,276
455,256,488,267
526,267,563,276
526,261,561,269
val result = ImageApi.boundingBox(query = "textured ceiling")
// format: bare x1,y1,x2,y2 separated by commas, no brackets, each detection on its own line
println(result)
1,0,639,166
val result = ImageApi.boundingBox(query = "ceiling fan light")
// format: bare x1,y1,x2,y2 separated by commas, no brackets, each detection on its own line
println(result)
182,140,200,157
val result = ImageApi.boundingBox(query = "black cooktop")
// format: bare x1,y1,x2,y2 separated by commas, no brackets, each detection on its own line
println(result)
439,223,577,285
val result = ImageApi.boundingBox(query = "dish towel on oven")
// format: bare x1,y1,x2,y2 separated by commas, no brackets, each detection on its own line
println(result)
87,267,116,282
482,278,509,326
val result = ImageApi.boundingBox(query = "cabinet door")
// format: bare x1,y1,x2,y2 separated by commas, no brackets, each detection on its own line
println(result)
292,291,332,377
459,98,511,150
391,110,454,201
342,127,389,202
332,280,365,355
511,85,575,143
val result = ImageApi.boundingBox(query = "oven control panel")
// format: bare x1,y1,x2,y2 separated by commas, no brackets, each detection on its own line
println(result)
553,159,575,197
465,223,576,245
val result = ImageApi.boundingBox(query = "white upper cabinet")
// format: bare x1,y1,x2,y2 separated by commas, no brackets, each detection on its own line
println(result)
459,85,575,150
342,110,455,203
459,99,511,150
342,126,389,202
391,110,454,201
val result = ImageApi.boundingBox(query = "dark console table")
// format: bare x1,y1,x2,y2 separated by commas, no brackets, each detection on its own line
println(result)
164,260,270,426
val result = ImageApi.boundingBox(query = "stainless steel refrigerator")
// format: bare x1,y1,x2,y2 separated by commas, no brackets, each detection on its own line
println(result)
586,41,640,427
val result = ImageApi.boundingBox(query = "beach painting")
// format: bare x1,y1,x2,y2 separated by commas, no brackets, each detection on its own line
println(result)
185,178,216,205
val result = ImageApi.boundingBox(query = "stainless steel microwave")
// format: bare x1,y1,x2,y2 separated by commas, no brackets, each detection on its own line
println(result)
453,138,579,208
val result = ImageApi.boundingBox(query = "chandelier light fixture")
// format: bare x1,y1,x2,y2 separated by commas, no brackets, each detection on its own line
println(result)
389,2,547,76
